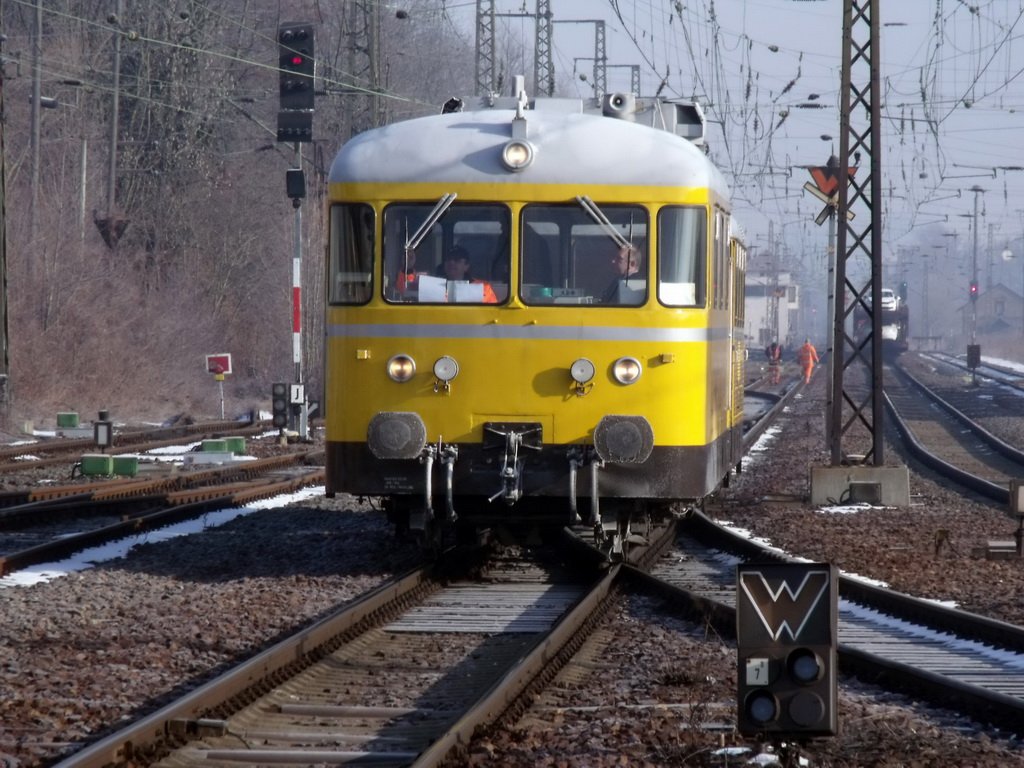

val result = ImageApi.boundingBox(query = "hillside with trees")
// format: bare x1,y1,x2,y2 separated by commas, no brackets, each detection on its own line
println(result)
0,0,484,428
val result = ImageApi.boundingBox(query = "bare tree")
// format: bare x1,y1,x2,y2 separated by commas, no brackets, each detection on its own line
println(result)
0,0,508,425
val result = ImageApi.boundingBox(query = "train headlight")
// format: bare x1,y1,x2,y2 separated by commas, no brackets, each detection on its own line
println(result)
386,354,416,382
570,358,595,385
612,356,642,385
433,356,459,382
501,139,535,171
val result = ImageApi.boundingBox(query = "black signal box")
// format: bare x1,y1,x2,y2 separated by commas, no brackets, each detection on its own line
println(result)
736,562,838,737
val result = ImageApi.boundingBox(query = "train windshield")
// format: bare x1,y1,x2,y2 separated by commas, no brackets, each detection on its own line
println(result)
382,203,510,304
658,206,707,307
328,204,375,305
521,204,648,306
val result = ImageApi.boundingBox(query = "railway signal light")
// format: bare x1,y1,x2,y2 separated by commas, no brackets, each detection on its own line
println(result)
966,343,981,370
271,382,289,428
286,169,306,200
278,23,315,111
969,280,979,300
736,563,838,737
276,110,313,143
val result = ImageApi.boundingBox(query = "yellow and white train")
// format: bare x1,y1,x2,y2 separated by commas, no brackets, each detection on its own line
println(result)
324,79,746,554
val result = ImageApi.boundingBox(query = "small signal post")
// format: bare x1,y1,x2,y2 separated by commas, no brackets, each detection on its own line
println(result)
276,22,315,439
205,353,232,419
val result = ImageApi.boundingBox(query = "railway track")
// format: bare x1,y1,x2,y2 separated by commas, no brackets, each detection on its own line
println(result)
52,523,678,768
922,351,1024,393
42,377,805,766
743,365,803,450
644,510,1024,735
0,452,324,577
58,500,1024,766
26,363,1024,765
0,419,276,474
907,352,1024,427
886,358,1024,505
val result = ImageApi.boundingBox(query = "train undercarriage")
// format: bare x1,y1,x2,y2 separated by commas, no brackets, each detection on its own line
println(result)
384,491,677,561
335,417,735,560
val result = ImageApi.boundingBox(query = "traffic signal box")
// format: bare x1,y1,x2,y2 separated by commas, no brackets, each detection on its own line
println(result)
966,344,981,370
736,562,838,737
277,22,314,142
271,382,289,428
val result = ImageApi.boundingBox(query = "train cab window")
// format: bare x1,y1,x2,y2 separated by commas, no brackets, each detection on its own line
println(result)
520,204,648,307
658,206,706,307
329,204,375,305
382,203,510,304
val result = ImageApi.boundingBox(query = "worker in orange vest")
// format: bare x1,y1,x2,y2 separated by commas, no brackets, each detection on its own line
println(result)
765,341,783,384
797,338,819,384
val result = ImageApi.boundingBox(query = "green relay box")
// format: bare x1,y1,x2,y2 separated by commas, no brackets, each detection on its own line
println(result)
79,454,113,476
80,454,139,477
57,412,80,428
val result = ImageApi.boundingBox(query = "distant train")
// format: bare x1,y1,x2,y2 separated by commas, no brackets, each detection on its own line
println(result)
323,78,747,556
854,286,909,355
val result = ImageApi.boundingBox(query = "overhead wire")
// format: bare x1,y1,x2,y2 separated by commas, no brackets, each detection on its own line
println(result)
605,1,1024,249
16,0,1024,250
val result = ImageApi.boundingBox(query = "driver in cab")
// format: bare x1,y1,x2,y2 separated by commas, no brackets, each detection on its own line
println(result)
601,243,643,304
438,246,498,303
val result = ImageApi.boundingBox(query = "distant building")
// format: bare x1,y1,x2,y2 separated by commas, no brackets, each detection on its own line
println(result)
746,270,800,348
957,282,1024,341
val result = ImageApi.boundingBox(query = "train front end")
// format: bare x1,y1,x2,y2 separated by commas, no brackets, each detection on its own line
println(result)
324,84,744,551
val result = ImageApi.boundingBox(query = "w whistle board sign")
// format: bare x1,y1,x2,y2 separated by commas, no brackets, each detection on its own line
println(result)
737,563,836,645
736,562,839,736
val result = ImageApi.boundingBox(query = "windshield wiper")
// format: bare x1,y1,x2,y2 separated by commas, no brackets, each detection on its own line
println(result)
405,192,458,252
576,195,630,249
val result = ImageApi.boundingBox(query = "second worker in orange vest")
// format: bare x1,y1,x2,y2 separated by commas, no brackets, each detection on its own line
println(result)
796,338,819,384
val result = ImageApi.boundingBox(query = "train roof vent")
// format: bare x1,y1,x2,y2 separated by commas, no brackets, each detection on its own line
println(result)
664,100,706,145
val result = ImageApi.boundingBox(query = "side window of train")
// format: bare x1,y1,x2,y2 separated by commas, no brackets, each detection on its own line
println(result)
713,210,727,309
521,204,648,306
720,211,731,310
732,239,747,327
329,204,374,305
657,206,706,307
381,203,510,304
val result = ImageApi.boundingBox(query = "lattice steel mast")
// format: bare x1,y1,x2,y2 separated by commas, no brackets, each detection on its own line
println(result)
477,1,555,98
832,0,883,465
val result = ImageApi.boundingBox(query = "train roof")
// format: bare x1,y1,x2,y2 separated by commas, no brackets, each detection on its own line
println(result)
328,101,731,197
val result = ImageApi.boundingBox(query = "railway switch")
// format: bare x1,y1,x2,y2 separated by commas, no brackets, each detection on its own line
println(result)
736,562,838,737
